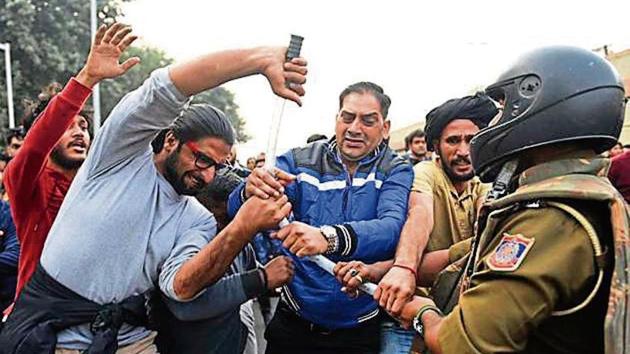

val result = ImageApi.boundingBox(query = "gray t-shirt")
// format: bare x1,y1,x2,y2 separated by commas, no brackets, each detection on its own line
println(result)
41,68,217,349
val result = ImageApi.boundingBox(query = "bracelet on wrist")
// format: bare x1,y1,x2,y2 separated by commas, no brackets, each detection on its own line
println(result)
320,225,339,254
412,304,443,338
392,263,418,279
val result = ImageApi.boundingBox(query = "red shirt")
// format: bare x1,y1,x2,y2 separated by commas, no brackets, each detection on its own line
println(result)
4,78,91,297
609,150,630,204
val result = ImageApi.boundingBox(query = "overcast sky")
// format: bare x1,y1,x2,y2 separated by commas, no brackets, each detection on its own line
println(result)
121,0,630,161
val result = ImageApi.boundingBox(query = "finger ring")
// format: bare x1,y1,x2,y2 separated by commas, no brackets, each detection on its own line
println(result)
353,289,360,297
349,269,359,277
354,275,364,284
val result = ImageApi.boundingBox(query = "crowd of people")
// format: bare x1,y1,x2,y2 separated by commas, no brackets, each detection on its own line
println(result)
0,23,627,354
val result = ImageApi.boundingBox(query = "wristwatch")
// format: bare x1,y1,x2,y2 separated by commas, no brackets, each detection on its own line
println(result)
319,225,339,254
412,305,443,339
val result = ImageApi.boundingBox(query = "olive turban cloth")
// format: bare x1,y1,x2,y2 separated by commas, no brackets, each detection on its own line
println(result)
424,93,498,151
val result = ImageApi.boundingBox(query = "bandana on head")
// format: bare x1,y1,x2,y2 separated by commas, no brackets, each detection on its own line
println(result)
424,92,499,151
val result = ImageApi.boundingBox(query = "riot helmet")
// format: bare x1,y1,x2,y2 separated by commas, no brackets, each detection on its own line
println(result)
471,46,626,183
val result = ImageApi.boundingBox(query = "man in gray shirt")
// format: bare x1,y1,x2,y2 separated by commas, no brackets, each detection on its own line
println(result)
1,35,306,353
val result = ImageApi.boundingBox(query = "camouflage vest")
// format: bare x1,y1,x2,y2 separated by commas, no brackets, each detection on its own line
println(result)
458,158,629,354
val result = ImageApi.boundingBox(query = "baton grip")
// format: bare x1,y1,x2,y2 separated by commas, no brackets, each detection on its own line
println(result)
286,34,304,61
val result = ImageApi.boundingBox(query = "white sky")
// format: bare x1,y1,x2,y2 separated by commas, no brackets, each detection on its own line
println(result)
121,0,630,162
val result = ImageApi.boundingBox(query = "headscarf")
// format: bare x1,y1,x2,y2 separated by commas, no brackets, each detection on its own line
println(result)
425,92,498,151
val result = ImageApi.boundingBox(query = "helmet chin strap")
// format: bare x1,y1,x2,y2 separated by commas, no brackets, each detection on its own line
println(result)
487,159,519,201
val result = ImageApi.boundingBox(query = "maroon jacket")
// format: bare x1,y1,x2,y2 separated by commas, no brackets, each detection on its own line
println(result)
609,150,630,204
4,78,91,298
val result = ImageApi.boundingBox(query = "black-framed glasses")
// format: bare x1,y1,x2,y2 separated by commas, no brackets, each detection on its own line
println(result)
185,141,225,170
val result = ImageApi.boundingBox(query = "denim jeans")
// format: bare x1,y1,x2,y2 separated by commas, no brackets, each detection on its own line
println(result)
380,321,414,354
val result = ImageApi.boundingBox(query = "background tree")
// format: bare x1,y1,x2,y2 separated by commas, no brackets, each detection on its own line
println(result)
0,0,249,142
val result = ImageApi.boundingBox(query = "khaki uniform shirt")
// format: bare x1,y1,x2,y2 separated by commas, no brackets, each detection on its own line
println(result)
412,160,489,252
438,157,614,354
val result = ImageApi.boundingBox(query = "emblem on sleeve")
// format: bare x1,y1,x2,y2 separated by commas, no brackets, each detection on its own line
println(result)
486,233,535,272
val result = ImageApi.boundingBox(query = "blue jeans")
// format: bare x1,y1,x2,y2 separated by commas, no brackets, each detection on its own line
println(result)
380,321,414,354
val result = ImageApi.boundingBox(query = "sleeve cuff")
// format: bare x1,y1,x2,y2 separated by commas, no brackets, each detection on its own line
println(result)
241,269,266,299
333,224,358,257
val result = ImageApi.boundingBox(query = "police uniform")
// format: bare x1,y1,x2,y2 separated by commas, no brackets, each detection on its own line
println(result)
438,156,627,353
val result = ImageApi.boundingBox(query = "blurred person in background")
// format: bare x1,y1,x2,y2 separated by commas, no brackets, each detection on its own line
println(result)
0,200,18,313
404,129,431,165
3,128,24,161
608,141,623,158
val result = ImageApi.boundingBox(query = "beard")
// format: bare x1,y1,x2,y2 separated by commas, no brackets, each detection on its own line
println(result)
164,148,207,196
50,145,84,170
438,149,475,183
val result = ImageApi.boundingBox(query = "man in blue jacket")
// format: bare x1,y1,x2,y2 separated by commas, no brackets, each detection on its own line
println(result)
228,82,413,354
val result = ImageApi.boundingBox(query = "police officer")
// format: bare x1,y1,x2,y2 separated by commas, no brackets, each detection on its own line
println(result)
395,46,630,354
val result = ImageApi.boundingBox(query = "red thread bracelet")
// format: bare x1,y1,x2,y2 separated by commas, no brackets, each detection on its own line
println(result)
392,264,418,279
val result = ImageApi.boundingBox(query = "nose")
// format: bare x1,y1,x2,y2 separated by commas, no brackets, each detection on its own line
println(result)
70,125,86,138
347,118,363,135
456,141,471,157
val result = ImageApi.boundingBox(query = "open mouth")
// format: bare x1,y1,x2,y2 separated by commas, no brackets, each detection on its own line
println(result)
344,137,365,148
69,140,87,153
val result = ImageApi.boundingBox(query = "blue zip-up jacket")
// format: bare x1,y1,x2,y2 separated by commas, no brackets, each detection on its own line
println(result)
0,200,19,303
228,139,413,329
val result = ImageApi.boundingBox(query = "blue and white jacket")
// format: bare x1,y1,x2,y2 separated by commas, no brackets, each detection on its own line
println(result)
228,139,413,329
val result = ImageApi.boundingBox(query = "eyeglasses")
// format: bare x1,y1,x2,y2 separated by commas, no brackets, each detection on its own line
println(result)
184,141,225,170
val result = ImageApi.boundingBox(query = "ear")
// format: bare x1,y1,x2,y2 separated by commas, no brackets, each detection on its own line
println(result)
163,130,180,153
382,120,391,139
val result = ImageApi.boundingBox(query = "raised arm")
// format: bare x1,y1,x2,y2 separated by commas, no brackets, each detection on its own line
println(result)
169,47,307,105
4,23,138,201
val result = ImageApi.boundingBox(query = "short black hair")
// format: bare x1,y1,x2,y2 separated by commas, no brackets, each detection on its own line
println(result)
404,129,426,150
196,170,243,204
5,126,25,146
338,82,392,119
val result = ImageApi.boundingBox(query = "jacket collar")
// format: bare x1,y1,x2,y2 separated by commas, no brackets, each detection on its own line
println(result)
517,154,610,187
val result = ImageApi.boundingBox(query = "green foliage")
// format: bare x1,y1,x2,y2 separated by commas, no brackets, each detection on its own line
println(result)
0,0,249,142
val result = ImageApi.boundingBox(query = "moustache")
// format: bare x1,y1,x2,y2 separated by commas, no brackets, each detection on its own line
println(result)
344,135,366,143
68,139,87,149
451,157,471,166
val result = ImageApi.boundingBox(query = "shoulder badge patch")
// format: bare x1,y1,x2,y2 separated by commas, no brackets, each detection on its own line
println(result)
486,233,535,272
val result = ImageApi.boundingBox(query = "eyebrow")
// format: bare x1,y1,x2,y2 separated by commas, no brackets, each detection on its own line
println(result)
361,112,379,119
340,110,380,118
